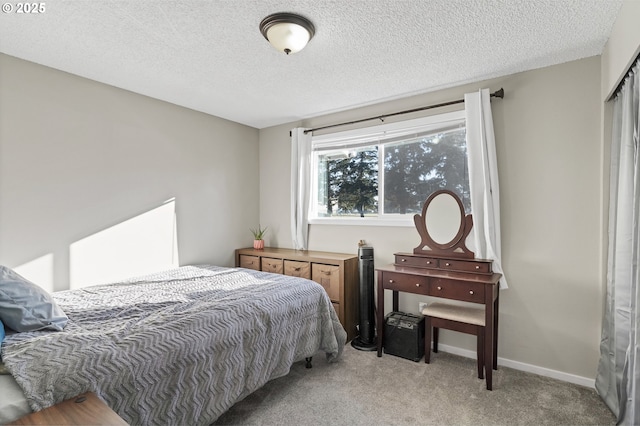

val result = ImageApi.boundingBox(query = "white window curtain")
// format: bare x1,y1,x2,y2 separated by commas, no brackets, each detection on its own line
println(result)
596,57,640,425
464,88,508,289
290,128,312,250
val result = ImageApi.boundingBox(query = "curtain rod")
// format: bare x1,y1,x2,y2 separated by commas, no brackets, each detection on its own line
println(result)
304,88,504,134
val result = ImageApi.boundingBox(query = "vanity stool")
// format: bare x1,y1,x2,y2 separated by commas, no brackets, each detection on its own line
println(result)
422,302,486,380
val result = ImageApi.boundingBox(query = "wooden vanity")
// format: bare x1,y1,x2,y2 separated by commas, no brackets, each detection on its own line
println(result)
376,190,502,390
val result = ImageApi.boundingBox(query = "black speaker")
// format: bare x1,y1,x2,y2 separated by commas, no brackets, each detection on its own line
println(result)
351,246,377,350
383,312,425,362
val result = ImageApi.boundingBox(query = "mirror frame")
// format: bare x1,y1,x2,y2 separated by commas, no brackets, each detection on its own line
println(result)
412,189,475,259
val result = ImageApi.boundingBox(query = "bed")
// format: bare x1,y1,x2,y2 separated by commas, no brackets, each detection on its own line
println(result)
0,264,347,425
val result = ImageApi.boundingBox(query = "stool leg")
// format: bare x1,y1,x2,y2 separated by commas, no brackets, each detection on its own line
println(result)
493,297,499,370
433,327,439,353
424,316,432,363
477,326,485,380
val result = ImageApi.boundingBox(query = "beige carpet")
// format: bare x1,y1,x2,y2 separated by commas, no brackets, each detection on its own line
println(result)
214,345,616,425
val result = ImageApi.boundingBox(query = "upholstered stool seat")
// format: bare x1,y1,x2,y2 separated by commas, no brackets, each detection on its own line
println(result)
421,302,487,380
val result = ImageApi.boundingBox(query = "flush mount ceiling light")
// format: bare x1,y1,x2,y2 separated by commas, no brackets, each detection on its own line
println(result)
259,12,315,55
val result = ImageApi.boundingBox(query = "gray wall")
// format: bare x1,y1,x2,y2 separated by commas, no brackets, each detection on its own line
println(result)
0,54,260,291
601,0,640,100
258,56,604,381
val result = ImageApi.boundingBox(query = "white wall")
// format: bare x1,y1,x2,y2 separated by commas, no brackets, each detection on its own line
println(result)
0,54,260,290
601,0,640,100
259,56,604,381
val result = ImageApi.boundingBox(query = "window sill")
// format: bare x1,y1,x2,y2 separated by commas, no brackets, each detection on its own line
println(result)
308,217,415,227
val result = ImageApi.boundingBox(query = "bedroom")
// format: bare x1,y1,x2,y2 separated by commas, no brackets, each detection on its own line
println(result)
1,0,639,424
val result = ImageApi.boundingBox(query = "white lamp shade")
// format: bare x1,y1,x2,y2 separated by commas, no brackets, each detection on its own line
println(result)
260,13,315,55
266,22,311,54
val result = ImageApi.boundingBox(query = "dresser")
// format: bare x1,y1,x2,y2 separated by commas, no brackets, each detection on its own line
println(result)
376,258,501,389
235,247,359,341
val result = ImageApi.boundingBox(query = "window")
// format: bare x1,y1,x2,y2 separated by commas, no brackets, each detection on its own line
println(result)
310,110,469,225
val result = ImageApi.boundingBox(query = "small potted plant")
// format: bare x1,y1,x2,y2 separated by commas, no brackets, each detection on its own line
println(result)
250,225,267,250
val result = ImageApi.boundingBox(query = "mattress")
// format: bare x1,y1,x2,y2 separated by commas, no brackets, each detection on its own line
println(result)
0,374,31,423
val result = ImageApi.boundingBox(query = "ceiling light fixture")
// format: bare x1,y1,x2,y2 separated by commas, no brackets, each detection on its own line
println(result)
259,13,315,55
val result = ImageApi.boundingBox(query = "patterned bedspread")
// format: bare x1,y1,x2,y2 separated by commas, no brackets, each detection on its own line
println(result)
0,265,347,425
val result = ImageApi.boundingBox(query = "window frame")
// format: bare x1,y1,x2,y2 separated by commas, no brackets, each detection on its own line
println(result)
308,110,467,227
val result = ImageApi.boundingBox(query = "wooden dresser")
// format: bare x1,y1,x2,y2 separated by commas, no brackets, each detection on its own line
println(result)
235,247,359,341
9,392,127,425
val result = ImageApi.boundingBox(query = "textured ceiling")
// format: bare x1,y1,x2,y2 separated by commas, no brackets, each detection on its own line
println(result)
0,0,623,129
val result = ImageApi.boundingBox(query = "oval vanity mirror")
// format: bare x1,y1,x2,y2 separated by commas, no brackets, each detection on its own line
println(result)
413,189,474,258
425,192,463,245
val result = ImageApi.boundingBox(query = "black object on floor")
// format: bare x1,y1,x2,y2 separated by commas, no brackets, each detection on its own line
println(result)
351,245,377,351
383,311,425,362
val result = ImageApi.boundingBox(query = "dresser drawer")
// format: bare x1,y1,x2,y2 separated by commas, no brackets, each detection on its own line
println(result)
438,259,492,274
395,254,438,268
239,255,260,270
430,279,484,303
312,263,340,301
284,260,311,279
332,302,341,321
381,271,429,295
261,257,284,274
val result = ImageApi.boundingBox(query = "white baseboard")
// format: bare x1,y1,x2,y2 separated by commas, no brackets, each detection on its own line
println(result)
436,343,595,389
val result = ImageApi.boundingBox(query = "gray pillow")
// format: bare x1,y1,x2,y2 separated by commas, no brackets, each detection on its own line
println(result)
0,266,68,332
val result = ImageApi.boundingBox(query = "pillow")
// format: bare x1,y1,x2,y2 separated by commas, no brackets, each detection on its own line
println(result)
0,266,68,332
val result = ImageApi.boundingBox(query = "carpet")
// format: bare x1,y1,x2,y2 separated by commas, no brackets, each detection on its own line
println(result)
213,345,616,425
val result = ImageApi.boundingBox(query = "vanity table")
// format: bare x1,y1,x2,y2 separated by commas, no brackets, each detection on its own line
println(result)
376,190,502,390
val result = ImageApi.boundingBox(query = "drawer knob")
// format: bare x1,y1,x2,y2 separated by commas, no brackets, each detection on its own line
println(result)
437,286,442,290
445,262,451,266
426,261,432,265
323,271,331,275
401,258,406,262
475,265,480,270
469,290,474,295
415,283,420,287
295,267,301,271
389,279,394,283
